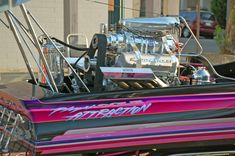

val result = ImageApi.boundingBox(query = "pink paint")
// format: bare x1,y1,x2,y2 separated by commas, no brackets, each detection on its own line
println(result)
38,131,235,154
30,96,235,123
52,121,235,141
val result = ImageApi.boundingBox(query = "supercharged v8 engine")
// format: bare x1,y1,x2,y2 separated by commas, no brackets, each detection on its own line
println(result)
82,17,183,91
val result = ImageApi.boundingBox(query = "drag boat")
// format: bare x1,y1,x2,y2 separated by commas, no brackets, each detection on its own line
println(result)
1,1,235,155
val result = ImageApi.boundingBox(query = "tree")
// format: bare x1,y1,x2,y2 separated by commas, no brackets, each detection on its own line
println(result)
225,0,235,54
211,0,227,28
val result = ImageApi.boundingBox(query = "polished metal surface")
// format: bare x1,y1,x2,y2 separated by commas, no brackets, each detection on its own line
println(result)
66,57,90,72
101,17,184,88
121,17,180,31
40,41,64,87
196,67,211,84
100,67,155,80
115,52,179,76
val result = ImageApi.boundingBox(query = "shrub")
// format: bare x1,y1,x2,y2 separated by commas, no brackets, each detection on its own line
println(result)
211,0,227,28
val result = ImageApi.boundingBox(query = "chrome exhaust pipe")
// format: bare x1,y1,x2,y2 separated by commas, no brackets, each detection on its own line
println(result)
128,82,143,89
144,82,155,88
116,81,130,89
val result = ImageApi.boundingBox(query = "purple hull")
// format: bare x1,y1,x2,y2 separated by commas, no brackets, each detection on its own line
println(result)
1,81,235,155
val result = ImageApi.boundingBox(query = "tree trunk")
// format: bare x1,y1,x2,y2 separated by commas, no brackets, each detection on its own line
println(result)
225,0,235,54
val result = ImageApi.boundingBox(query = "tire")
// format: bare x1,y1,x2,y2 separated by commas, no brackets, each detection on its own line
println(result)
182,27,191,38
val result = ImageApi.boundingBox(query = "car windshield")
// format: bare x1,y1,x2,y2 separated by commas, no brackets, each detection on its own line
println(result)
201,12,215,21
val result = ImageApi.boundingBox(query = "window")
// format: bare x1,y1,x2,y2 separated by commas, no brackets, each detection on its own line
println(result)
201,12,215,21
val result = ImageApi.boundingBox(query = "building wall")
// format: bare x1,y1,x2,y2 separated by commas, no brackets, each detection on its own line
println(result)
153,0,162,16
200,0,211,11
132,0,141,17
145,0,154,17
0,0,64,72
123,0,133,19
180,0,212,11
162,0,180,16
132,0,178,17
76,0,108,42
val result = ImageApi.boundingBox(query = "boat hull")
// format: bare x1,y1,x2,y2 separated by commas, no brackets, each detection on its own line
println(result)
2,82,235,155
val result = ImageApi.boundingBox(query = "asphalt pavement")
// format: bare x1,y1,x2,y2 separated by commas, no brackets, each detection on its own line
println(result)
180,37,220,53
0,73,30,84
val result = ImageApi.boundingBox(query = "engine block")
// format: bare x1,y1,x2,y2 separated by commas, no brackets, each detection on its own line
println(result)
100,17,182,88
